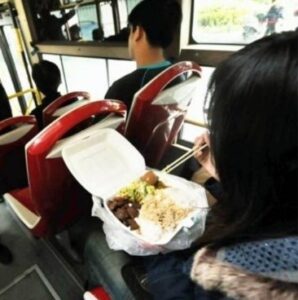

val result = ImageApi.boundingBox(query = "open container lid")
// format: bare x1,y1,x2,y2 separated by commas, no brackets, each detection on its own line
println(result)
46,114,124,159
62,128,145,200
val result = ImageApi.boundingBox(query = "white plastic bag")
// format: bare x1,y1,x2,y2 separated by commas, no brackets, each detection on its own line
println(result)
92,173,209,256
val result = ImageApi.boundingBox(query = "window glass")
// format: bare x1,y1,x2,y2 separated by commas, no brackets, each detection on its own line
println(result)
185,66,214,125
107,59,136,87
0,28,21,116
192,0,298,44
118,0,129,29
61,56,108,99
28,0,144,43
77,4,99,41
1,24,33,116
118,0,142,33
0,43,15,96
102,0,142,42
29,0,112,42
3,26,30,92
126,0,142,14
100,1,115,38
180,123,207,143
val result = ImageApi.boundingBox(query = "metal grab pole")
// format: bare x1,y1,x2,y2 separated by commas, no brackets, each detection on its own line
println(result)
8,2,38,108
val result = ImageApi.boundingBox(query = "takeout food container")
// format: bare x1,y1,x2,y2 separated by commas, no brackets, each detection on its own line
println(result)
62,128,209,255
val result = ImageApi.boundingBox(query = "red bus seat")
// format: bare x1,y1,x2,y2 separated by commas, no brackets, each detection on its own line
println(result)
4,100,126,237
0,116,38,195
43,91,90,127
124,61,201,168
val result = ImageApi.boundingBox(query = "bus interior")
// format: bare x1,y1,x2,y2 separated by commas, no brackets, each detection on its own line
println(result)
0,0,297,299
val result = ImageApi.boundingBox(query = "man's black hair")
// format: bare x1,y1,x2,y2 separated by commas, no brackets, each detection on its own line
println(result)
128,0,182,48
32,60,61,95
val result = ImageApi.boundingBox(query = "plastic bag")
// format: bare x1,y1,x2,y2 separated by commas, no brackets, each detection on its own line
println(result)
91,173,209,256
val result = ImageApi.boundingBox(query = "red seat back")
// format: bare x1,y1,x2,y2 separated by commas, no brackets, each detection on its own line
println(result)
125,61,201,167
26,100,126,235
0,116,38,193
43,91,90,127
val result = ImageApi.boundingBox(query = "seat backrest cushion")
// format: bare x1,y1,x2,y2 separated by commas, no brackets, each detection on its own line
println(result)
126,74,200,167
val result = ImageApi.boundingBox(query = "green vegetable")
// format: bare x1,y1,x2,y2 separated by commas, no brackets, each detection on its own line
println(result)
118,180,156,203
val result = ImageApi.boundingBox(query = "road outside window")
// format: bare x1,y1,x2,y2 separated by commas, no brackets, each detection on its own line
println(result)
192,0,298,44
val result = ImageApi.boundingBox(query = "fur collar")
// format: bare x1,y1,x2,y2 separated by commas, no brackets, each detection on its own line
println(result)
191,248,298,300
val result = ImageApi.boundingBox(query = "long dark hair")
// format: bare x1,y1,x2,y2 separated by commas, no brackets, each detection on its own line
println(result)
199,30,298,248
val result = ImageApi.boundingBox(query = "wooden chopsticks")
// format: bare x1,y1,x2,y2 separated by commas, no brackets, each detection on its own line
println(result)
162,144,208,173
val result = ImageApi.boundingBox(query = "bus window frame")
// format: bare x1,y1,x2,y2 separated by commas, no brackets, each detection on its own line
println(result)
36,41,130,60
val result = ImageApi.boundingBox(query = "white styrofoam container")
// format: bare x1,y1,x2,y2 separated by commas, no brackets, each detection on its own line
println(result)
62,128,208,252
62,128,145,200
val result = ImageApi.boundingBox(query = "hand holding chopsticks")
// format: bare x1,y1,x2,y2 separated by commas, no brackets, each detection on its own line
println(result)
162,144,208,173
194,132,219,180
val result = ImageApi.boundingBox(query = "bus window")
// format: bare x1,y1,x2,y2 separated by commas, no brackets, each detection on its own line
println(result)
126,0,142,13
27,0,144,43
77,4,98,41
192,0,298,44
28,0,109,42
61,56,108,99
179,66,213,143
185,66,214,125
180,122,207,143
41,55,137,100
107,59,136,86
100,1,115,38
104,0,142,42
0,45,15,96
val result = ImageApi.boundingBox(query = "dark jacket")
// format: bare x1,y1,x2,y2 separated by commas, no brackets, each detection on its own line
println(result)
30,91,61,129
0,83,12,121
105,61,172,112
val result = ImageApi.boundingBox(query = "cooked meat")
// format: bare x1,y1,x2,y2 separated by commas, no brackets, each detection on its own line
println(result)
127,218,140,230
127,206,139,218
140,170,158,186
114,208,129,221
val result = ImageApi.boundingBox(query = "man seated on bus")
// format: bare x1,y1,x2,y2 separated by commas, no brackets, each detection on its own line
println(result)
104,0,182,113
84,1,182,299
0,82,12,122
30,60,61,129
0,83,22,196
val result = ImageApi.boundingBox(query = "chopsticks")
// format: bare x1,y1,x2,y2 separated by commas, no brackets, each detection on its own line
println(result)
162,144,208,173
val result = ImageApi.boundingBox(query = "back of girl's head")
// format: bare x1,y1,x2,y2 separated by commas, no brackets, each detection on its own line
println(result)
203,30,298,246
128,0,182,48
32,60,61,95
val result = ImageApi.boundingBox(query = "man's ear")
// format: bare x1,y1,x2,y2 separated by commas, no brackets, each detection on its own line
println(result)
133,25,144,42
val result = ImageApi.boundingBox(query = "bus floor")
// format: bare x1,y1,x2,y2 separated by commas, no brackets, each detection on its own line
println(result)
0,201,85,300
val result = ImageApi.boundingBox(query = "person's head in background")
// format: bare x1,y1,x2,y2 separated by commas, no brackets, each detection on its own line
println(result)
201,30,298,247
32,60,61,97
69,24,81,41
127,0,182,67
92,27,104,41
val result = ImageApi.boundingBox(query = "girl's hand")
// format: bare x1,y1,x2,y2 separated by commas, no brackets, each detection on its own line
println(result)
194,132,219,181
